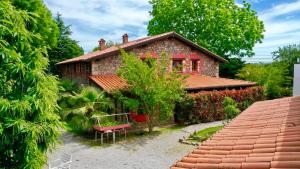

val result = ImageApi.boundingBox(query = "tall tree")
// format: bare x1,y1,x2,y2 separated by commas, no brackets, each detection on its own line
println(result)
220,58,245,78
148,0,264,76
48,13,84,74
10,0,59,48
118,52,185,132
0,1,62,168
272,43,300,77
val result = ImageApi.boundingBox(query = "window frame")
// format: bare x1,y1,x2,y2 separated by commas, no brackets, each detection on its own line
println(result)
172,59,183,72
191,60,198,72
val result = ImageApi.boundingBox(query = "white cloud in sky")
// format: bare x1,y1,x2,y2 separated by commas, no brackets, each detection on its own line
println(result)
248,0,300,63
44,0,151,52
45,0,300,63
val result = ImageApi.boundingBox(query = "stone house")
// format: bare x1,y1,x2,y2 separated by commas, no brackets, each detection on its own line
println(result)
57,32,255,93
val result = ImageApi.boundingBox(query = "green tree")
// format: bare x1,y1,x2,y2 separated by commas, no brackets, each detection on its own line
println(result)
272,43,300,77
237,62,292,99
0,1,62,168
118,51,185,132
220,58,245,78
10,0,59,48
48,13,84,74
148,0,264,77
148,0,264,57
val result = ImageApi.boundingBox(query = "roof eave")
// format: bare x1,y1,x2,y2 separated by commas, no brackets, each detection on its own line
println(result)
185,83,257,91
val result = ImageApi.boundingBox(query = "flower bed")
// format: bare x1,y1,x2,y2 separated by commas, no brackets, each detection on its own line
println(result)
189,86,265,122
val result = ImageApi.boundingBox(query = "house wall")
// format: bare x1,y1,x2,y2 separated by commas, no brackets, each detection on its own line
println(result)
91,38,219,77
293,64,300,96
91,55,122,75
59,62,91,84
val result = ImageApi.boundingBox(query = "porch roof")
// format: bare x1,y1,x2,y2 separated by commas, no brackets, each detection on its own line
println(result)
89,74,256,93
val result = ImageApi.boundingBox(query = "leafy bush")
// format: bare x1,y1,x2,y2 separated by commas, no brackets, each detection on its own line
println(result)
174,95,195,124
237,62,292,99
222,97,240,122
59,79,80,94
190,87,264,122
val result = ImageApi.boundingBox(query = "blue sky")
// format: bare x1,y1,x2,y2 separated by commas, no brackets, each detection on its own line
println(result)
44,0,300,63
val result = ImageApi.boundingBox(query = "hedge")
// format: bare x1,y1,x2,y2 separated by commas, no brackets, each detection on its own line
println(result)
188,86,265,122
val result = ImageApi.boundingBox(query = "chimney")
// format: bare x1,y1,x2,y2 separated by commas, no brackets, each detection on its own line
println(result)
122,33,128,44
98,38,106,50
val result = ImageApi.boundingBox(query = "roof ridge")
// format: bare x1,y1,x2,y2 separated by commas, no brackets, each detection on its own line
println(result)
57,31,227,65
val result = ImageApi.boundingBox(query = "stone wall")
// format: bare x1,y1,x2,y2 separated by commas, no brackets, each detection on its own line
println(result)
91,55,122,75
91,38,220,76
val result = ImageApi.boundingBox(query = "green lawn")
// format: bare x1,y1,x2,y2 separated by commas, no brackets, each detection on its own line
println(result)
188,125,223,142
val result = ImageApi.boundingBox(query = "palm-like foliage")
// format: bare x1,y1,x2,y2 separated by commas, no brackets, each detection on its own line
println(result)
58,87,114,132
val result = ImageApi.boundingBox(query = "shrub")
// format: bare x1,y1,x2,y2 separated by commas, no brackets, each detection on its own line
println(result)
187,126,223,142
58,87,114,133
174,95,195,124
190,86,264,122
237,62,292,99
222,97,240,122
59,79,80,94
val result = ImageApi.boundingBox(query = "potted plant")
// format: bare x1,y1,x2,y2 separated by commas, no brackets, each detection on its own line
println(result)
124,98,148,122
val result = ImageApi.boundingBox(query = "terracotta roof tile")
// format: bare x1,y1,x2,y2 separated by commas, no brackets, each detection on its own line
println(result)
170,96,300,169
89,74,256,92
89,74,129,92
185,74,256,90
57,32,227,65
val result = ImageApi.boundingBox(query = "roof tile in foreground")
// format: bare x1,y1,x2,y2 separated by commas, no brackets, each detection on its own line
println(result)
89,74,256,92
170,96,300,169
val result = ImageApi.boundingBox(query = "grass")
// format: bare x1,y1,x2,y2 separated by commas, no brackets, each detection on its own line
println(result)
188,125,223,142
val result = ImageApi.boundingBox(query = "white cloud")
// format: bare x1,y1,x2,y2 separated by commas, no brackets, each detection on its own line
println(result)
260,0,300,21
45,0,300,63
250,0,300,63
44,0,151,52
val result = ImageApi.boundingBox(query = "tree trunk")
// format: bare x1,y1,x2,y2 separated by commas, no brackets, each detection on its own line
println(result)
147,115,154,133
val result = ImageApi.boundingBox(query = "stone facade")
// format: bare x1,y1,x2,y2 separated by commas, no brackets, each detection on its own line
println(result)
91,55,122,75
91,38,219,77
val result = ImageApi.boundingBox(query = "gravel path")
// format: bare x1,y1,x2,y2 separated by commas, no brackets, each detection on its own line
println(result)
46,121,222,169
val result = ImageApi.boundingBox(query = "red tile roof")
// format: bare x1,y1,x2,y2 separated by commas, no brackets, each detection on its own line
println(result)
170,96,300,169
57,32,227,65
89,74,129,92
89,74,255,92
185,74,256,90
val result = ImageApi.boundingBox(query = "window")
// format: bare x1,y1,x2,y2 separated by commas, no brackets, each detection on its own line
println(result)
192,60,198,72
172,60,183,71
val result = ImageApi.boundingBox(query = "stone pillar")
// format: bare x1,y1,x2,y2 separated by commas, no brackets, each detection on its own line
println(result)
182,60,186,73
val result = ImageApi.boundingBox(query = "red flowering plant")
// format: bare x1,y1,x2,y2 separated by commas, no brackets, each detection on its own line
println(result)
189,87,265,122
